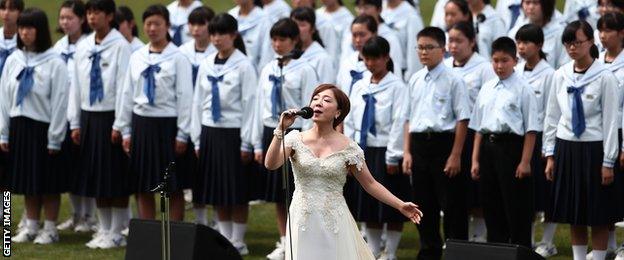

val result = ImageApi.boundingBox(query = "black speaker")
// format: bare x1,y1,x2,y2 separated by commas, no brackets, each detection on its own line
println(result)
125,219,242,260
443,239,545,260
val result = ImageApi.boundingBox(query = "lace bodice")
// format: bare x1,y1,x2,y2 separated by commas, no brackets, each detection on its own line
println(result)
284,130,365,234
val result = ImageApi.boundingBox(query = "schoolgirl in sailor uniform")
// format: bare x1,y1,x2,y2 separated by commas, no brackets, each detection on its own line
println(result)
544,21,621,260
343,36,410,260
291,7,336,84
0,8,69,245
113,5,193,222
468,0,507,61
593,0,624,52
70,0,133,249
166,0,202,46
261,0,291,23
116,6,144,53
381,0,424,81
229,0,273,70
336,15,374,96
179,7,216,91
316,0,355,65
254,18,319,259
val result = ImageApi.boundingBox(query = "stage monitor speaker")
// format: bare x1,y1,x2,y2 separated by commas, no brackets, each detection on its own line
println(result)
125,219,241,260
443,239,545,260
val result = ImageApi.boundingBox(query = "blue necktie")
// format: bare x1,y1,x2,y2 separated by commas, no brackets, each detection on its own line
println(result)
567,86,586,137
349,70,364,95
89,51,104,105
578,7,590,20
172,25,183,46
508,4,521,30
0,48,13,78
388,22,395,30
269,74,283,119
15,66,35,106
207,75,224,122
192,65,199,88
141,64,161,105
360,94,377,149
61,52,74,63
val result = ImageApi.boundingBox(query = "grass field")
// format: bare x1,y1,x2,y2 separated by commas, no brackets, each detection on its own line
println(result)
9,0,606,259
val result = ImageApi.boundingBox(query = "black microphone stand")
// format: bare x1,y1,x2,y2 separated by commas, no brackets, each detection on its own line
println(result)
151,161,175,260
277,55,294,260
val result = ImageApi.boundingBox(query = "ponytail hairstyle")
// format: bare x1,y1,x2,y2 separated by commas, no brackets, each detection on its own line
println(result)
562,20,599,59
446,0,473,26
598,12,624,49
351,14,378,34
291,7,325,47
116,5,137,37
209,13,246,55
270,18,302,50
86,0,117,29
448,21,478,53
361,36,394,72
142,4,172,42
515,23,547,60
58,0,91,35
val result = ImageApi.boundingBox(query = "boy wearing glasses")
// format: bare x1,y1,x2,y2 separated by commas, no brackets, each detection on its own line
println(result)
402,26,471,260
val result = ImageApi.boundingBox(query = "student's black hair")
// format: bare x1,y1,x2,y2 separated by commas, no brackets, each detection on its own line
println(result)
491,36,517,58
523,0,555,25
351,14,378,34
86,0,117,29
601,0,624,11
291,7,325,47
445,0,473,25
417,26,446,47
188,6,215,26
270,18,300,40
253,0,263,7
598,11,624,32
57,0,92,35
116,6,138,37
562,20,599,59
354,0,384,22
209,13,246,55
361,36,394,72
142,4,172,42
405,0,416,7
449,21,478,53
17,8,52,53
515,23,547,60
0,0,24,12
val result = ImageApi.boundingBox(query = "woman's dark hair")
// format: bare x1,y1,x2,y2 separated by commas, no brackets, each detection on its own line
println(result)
86,0,117,29
598,11,624,32
0,0,24,11
209,13,246,55
491,36,517,58
445,0,473,25
143,4,172,42
355,0,384,22
417,26,447,47
309,84,350,129
449,21,478,53
515,23,547,60
361,36,394,72
351,14,378,34
57,0,91,35
270,18,300,40
562,20,599,59
17,8,52,52
188,6,215,25
116,6,138,37
601,0,624,11
291,7,325,47
523,0,555,25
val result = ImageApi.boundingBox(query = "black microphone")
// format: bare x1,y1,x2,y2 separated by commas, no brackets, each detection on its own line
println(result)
286,107,313,119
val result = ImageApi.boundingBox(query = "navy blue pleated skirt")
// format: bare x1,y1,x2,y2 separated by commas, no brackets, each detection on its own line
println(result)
74,111,131,198
532,132,550,212
193,126,250,206
8,117,65,195
546,138,620,226
260,126,297,203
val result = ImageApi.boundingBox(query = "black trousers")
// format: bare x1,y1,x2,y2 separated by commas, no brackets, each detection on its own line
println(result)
479,133,534,248
411,132,468,260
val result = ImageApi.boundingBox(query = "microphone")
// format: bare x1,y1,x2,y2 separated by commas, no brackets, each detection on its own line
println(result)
285,107,313,119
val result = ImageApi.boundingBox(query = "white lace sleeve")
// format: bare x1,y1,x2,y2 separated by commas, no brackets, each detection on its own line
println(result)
283,130,301,149
345,143,365,173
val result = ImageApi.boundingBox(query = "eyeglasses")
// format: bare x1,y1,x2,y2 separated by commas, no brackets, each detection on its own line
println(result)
563,40,590,48
417,45,442,52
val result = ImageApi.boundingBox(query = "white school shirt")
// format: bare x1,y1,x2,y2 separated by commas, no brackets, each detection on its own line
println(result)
167,0,203,45
300,41,335,84
473,5,507,59
444,53,497,112
54,35,87,122
430,0,448,30
229,6,273,71
0,49,68,150
509,17,570,69
599,50,624,134
315,13,342,70
468,72,540,136
562,0,599,28
179,40,217,85
495,0,523,31
544,61,620,167
344,72,407,165
262,0,291,23
70,29,132,129
381,1,424,80
254,58,319,151
0,27,17,80
405,62,471,133
113,42,193,142
336,51,370,95
316,6,355,65
130,37,145,53
191,50,257,152
516,59,555,131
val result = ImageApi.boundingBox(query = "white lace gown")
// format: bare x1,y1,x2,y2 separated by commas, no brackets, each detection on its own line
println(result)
283,130,375,260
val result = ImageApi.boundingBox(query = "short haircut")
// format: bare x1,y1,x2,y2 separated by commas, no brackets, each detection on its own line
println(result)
188,6,215,25
309,84,350,129
355,0,382,9
17,8,52,53
351,14,378,34
58,0,91,35
417,26,446,47
491,36,517,58
270,18,300,40
448,21,478,52
116,6,138,36
523,0,555,25
142,4,170,26
86,0,117,28
361,36,394,72
208,13,246,55
0,0,23,11
515,23,546,60
598,12,624,32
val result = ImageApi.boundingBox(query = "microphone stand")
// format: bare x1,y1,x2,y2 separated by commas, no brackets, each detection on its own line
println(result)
277,56,294,260
151,161,175,260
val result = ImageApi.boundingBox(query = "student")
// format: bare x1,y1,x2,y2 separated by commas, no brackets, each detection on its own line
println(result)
261,0,291,23
594,0,624,56
469,36,539,248
116,6,144,52
495,0,523,31
0,7,69,244
53,0,95,234
316,0,355,64
444,21,496,242
508,0,569,69
336,15,374,96
113,4,193,223
166,0,202,46
0,0,22,80
467,0,507,61
179,6,216,87
254,18,318,260
562,0,599,28
291,7,335,84
191,13,256,255
514,23,557,258
291,0,341,71
229,0,273,70
544,20,621,260
402,26,471,260
444,0,472,31
381,0,424,81
70,0,132,249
